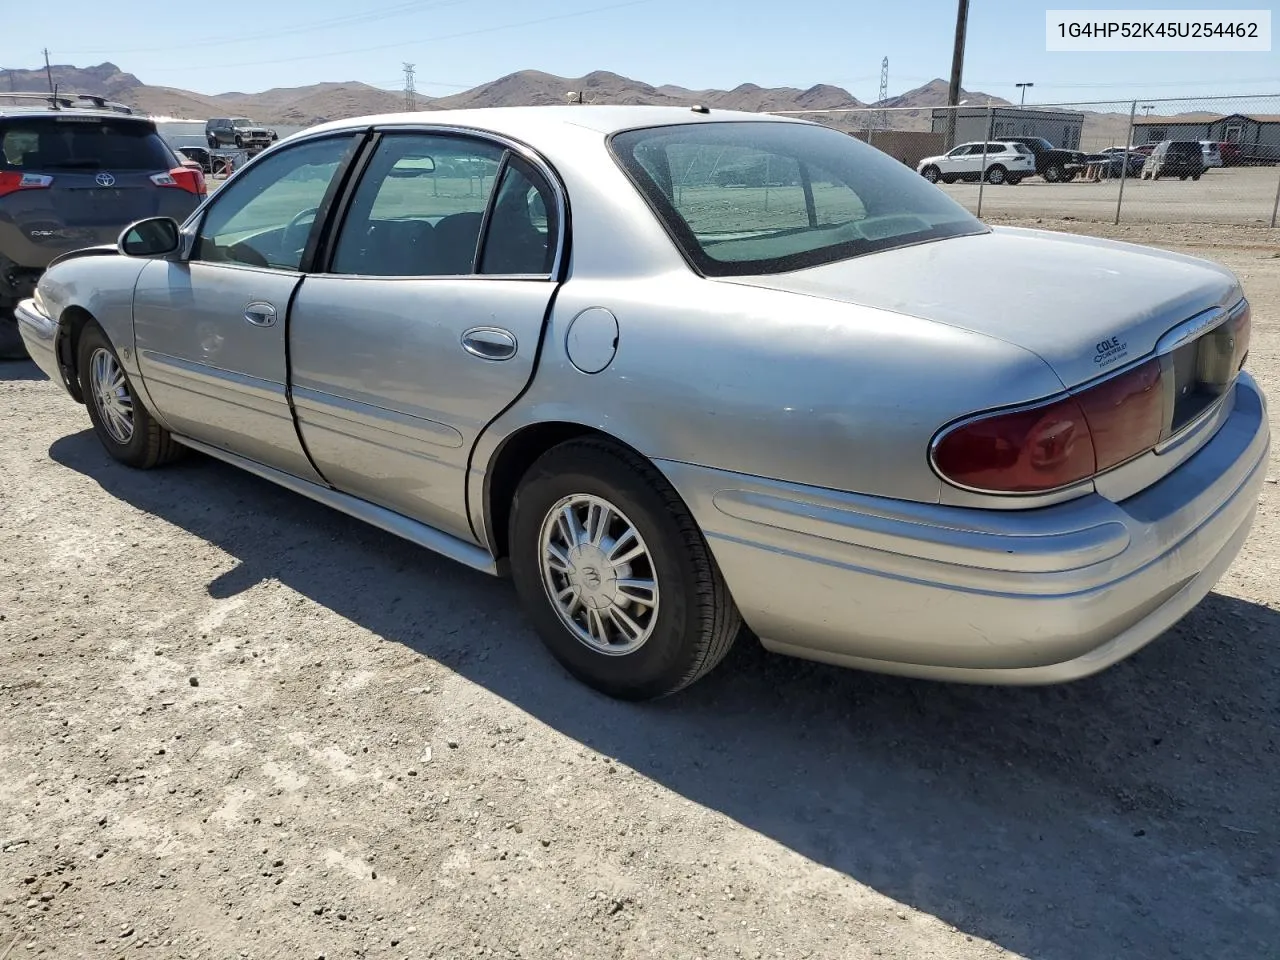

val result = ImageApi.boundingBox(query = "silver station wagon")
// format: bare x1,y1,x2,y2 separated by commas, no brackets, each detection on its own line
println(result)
16,106,1269,700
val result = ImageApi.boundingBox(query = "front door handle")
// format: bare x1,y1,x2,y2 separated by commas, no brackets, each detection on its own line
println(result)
244,301,277,327
461,326,517,361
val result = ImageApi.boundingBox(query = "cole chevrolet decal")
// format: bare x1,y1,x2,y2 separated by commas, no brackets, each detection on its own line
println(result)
1094,336,1129,368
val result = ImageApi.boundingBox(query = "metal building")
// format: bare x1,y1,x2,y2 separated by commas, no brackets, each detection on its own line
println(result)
930,106,1086,150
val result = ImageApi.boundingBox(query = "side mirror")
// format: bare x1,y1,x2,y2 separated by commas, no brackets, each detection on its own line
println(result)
118,217,181,259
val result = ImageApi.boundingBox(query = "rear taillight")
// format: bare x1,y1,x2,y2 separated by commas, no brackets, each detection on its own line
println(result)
151,167,205,196
0,171,54,198
933,357,1166,494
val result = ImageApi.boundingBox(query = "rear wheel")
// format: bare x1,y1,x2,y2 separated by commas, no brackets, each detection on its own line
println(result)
508,439,742,700
985,165,1006,185
77,322,184,469
1042,164,1062,182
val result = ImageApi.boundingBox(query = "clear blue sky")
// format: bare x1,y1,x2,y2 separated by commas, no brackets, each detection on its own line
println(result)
6,0,1278,105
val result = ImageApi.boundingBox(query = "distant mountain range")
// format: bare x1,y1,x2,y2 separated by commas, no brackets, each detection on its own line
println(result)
0,61,1009,129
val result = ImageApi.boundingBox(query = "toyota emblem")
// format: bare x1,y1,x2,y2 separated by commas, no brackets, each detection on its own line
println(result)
95,172,116,187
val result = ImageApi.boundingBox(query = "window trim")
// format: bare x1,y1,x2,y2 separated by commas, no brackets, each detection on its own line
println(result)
315,124,569,282
180,129,367,277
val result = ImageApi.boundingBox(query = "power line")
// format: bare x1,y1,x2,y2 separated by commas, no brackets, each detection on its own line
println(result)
145,0,657,73
58,0,464,55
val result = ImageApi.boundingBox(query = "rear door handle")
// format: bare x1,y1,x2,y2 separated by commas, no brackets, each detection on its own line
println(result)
244,301,277,327
461,326,517,361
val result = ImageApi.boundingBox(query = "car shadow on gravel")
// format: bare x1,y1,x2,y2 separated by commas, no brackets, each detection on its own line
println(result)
50,429,1280,960
0,358,48,381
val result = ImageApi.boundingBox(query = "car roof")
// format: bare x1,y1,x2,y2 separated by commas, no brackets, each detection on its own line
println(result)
0,107,155,126
295,104,804,143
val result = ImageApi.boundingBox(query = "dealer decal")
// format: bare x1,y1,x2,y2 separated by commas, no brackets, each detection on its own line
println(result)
1094,335,1129,368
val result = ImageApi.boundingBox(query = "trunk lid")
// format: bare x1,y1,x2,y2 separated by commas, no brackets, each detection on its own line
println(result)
724,225,1243,390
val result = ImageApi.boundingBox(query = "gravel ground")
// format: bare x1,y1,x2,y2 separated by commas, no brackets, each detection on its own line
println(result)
1,222,1278,960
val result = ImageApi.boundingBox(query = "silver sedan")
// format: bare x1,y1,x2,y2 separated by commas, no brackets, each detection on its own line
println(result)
16,106,1270,700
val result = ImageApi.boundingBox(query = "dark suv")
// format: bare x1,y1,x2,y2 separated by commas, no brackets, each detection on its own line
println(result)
1141,140,1206,181
1,100,205,358
999,136,1087,182
205,117,277,152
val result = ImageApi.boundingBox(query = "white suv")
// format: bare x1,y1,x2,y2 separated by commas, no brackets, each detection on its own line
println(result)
917,141,1036,185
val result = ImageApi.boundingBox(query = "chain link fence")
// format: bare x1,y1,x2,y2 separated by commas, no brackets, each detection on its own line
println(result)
770,95,1280,229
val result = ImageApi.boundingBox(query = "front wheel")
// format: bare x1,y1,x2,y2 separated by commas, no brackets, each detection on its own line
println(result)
77,322,185,470
921,165,941,184
509,439,742,700
233,135,244,149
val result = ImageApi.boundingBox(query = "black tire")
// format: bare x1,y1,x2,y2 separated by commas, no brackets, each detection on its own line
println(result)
1043,164,1063,183
77,322,185,470
207,136,218,149
1193,173,1201,181
508,439,742,700
921,165,941,184
1005,174,1022,185
234,135,244,149
985,165,1006,185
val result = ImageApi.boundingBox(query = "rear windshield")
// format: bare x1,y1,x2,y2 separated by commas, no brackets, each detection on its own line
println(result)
1167,142,1201,158
609,121,986,277
0,117,174,172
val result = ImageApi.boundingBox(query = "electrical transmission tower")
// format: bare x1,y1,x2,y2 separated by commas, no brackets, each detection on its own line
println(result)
403,63,417,110
876,56,889,131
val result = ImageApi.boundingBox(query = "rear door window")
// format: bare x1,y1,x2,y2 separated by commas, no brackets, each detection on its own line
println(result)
0,117,174,172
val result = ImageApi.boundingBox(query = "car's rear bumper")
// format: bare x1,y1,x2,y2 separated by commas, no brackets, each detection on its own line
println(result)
657,372,1269,684
14,297,60,378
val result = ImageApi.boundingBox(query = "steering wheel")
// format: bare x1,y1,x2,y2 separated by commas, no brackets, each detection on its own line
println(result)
282,206,320,259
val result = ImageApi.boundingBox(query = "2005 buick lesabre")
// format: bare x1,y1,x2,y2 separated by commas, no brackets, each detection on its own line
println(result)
16,105,1269,699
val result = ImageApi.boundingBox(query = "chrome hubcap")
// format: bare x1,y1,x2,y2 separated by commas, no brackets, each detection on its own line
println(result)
538,494,659,656
90,348,134,445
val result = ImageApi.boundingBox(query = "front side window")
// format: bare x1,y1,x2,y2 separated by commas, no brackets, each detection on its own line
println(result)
610,121,985,277
193,134,352,271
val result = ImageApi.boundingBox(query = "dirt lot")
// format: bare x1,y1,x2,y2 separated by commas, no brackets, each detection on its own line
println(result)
1,220,1278,960
942,165,1280,226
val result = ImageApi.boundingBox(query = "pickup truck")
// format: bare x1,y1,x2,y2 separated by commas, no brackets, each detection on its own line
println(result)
1000,136,1087,183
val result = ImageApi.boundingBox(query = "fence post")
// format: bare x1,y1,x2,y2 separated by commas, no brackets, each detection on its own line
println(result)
976,104,993,219
1271,167,1280,228
1114,100,1137,226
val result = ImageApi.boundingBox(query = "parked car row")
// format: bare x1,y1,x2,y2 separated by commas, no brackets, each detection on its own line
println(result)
924,137,1242,186
917,136,1091,186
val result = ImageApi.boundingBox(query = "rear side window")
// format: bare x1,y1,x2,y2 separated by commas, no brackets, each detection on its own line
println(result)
610,121,984,277
0,117,174,172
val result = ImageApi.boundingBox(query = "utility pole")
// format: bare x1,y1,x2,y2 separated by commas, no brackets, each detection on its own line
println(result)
1016,82,1033,106
944,0,970,149
402,63,416,110
42,48,54,93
